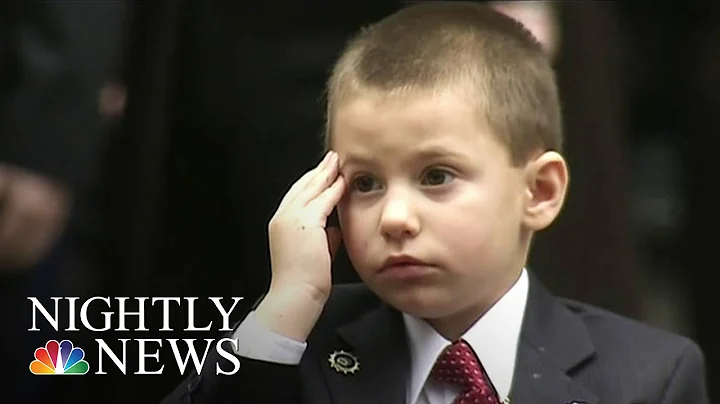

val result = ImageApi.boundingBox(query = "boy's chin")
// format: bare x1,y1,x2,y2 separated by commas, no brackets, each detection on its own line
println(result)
375,285,459,319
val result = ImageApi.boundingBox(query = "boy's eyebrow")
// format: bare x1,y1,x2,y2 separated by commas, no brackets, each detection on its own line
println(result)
341,153,377,169
341,146,468,168
411,146,468,161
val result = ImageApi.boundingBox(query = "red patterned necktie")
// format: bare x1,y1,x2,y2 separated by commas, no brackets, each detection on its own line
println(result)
430,339,501,404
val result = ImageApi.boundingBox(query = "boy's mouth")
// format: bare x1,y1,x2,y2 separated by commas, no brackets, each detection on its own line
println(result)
378,255,436,282
380,255,429,270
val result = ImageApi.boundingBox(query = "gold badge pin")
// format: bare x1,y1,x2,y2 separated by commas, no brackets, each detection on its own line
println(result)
328,350,360,375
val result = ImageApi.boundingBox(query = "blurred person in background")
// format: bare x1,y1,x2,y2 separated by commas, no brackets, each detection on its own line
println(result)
0,2,126,403
613,2,720,395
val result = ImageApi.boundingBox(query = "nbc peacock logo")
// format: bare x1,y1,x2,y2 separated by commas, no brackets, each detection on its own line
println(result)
30,340,90,375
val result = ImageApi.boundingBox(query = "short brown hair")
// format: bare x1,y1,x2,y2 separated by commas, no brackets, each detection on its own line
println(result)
324,1,562,165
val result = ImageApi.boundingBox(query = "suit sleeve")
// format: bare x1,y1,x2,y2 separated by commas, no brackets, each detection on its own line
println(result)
0,2,124,188
158,312,306,404
660,340,709,404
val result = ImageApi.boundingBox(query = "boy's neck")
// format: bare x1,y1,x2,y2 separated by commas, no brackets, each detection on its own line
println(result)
424,268,524,341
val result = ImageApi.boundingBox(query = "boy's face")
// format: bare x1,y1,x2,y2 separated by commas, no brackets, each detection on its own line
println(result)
332,90,539,327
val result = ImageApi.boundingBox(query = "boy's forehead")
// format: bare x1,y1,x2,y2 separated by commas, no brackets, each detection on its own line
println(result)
337,90,463,127
330,89,491,152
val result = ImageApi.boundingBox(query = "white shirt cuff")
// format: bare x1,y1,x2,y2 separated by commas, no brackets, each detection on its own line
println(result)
232,310,307,365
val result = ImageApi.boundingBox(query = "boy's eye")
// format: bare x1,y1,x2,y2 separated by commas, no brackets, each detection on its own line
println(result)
351,175,381,193
421,168,455,186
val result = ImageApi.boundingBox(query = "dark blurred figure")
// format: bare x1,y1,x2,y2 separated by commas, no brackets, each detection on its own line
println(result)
0,2,126,403
614,2,720,397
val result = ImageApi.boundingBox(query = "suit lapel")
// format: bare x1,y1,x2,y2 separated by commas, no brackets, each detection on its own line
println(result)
510,273,599,404
312,273,601,404
317,303,410,404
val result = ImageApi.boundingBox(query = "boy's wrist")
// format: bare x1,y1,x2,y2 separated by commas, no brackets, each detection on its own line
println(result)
254,284,328,343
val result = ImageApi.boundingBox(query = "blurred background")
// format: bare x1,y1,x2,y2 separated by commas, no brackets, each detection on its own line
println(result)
1,1,717,403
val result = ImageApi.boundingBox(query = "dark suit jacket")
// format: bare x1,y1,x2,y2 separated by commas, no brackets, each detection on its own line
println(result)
160,273,708,403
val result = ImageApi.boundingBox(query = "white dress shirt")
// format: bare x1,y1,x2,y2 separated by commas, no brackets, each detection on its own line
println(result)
403,268,528,404
232,268,529,404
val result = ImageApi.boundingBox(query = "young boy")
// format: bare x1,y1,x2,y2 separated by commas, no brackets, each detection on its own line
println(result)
162,3,708,403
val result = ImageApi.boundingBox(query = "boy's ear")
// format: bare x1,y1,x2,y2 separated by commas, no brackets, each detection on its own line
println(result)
522,150,568,231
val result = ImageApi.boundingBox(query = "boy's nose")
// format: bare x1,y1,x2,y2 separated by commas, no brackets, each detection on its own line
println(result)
379,195,420,240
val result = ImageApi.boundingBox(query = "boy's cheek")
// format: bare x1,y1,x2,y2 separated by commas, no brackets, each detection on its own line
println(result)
341,225,373,264
337,201,366,231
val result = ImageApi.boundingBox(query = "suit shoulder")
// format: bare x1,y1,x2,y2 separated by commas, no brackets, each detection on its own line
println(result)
309,283,383,335
546,298,709,401
560,298,703,366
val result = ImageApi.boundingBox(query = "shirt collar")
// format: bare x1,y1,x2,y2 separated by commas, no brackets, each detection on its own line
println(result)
403,268,529,403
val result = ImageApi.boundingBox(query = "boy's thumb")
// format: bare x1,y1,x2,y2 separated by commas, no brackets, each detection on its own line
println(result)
326,226,343,261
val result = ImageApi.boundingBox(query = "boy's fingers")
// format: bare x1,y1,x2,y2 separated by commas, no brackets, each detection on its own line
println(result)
300,152,339,207
307,175,346,221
